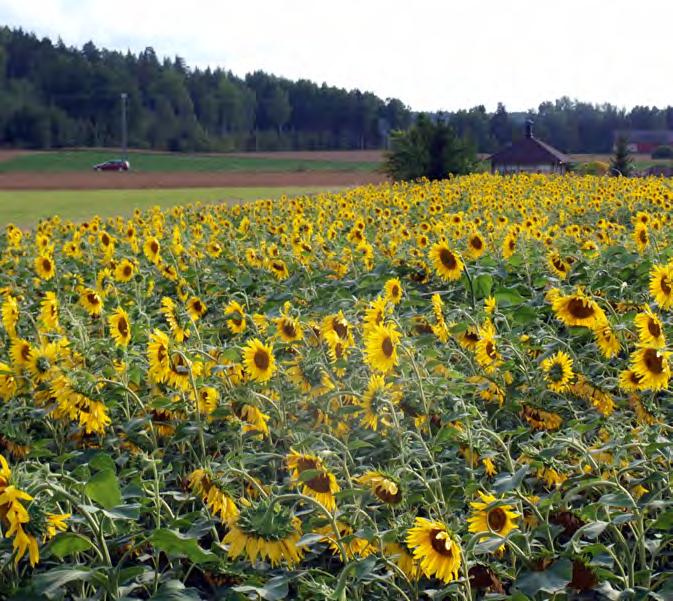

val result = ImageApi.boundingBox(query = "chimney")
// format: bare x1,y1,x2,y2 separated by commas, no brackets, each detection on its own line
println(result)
525,119,534,139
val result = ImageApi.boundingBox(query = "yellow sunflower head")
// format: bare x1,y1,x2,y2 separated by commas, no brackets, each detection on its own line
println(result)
364,322,401,373
406,517,461,583
241,338,276,383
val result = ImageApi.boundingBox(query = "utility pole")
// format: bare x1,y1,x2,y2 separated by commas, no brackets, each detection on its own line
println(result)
120,92,128,162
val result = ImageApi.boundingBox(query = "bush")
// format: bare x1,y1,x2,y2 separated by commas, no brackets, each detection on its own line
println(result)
576,160,609,176
384,114,476,181
652,146,673,159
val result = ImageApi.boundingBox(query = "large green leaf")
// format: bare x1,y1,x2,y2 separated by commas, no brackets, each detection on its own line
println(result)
150,528,217,564
84,468,122,509
515,558,572,595
48,533,93,558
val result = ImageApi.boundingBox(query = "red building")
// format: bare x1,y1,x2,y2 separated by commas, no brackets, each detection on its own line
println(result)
614,130,673,153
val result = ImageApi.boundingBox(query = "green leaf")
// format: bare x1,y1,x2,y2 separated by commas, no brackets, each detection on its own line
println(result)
48,533,93,558
150,528,217,564
493,465,529,494
653,509,673,530
515,558,572,595
598,492,636,508
494,287,526,306
473,274,493,299
84,468,122,509
32,568,97,597
150,580,202,601
89,452,116,472
579,521,609,539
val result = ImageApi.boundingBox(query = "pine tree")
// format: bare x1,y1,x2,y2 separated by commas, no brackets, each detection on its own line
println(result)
610,135,633,177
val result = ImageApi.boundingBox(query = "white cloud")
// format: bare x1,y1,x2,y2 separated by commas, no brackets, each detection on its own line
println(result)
1,0,672,111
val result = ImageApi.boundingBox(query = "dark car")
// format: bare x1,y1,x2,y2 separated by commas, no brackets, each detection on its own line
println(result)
93,159,130,172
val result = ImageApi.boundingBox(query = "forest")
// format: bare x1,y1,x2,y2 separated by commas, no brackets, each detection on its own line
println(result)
1,26,673,153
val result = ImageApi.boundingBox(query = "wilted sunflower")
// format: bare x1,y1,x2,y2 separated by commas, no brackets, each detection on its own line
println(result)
522,405,563,431
287,449,340,511
552,289,606,329
188,468,239,524
224,300,247,334
406,517,461,583
634,307,666,348
357,471,402,505
242,338,276,383
79,288,103,317
383,542,419,580
223,498,304,567
429,241,464,281
364,322,401,373
649,264,673,310
383,278,403,305
540,351,574,392
468,491,520,541
630,346,671,390
108,307,131,347
34,255,55,280
186,296,207,321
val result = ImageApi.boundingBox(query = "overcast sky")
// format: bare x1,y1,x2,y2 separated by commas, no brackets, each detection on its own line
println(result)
1,0,672,112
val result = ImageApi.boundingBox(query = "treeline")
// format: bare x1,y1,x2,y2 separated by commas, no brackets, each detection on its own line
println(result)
0,27,412,151
446,100,673,155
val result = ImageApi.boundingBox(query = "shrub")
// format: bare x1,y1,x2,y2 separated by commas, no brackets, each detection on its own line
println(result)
652,145,673,159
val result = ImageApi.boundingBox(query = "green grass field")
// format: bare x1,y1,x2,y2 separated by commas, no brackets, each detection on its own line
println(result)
0,150,379,173
0,187,336,225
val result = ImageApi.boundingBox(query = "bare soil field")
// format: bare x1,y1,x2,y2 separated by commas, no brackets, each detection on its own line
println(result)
0,170,387,190
227,150,385,162
0,150,30,162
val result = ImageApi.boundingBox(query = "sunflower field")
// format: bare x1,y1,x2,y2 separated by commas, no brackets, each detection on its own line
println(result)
1,174,673,600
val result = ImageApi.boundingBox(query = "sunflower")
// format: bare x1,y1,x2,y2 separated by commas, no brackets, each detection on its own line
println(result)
547,251,570,279
593,324,620,358
466,231,486,259
1,294,19,337
633,222,649,254
114,258,136,282
39,291,59,332
405,517,461,583
79,288,103,317
26,342,59,384
357,471,402,505
268,259,289,281
364,322,401,373
224,300,247,334
34,255,55,280
9,338,32,370
475,321,501,373
429,241,464,281
143,237,161,264
383,542,420,580
630,346,671,391
384,278,403,305
468,492,520,542
108,307,132,347
649,264,673,310
287,449,340,511
223,498,304,567
242,338,276,383
147,329,171,384
359,374,396,431
502,230,518,259
0,362,18,401
552,289,606,329
275,314,303,343
456,326,480,350
634,307,666,348
236,403,270,437
186,296,207,321
194,386,219,416
540,351,574,392
522,405,563,431
619,369,644,392
160,297,190,342
314,521,375,560
484,296,496,315
188,468,239,524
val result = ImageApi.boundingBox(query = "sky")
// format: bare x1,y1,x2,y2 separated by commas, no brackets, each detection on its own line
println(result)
1,0,672,113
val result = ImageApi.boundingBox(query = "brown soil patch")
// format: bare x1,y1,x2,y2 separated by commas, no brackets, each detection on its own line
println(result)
0,170,387,190
227,150,384,162
0,150,32,163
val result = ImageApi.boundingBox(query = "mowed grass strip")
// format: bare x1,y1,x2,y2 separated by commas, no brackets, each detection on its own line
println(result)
0,150,381,173
0,187,337,225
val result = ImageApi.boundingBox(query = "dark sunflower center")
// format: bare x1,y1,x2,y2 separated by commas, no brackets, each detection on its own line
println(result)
254,349,270,370
193,301,203,313
391,285,400,297
485,341,497,360
87,293,100,306
382,336,394,357
465,331,479,343
439,248,457,269
118,317,129,337
305,473,332,493
643,348,664,374
648,318,661,338
639,230,647,243
629,371,643,384
374,483,402,504
429,529,454,557
123,265,132,277
231,313,242,326
487,507,507,532
333,319,348,339
21,345,31,361
282,320,296,338
470,237,483,250
36,356,51,373
567,298,595,319
661,276,672,295
150,241,159,254
548,362,565,382
552,258,566,271
43,258,52,271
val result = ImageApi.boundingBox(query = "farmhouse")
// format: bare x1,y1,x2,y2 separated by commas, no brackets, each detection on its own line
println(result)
614,130,673,153
489,121,569,174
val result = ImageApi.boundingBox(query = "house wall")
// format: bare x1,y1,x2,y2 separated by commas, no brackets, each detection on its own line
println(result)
493,164,565,175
